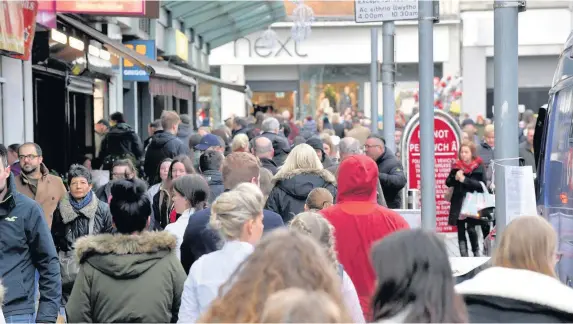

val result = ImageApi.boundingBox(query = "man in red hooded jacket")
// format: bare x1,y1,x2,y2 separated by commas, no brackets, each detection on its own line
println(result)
320,155,409,320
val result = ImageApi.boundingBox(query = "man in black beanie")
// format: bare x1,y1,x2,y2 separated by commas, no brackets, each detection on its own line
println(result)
306,136,334,169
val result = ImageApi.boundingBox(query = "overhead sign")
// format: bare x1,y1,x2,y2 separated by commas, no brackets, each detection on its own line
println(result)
11,0,39,61
175,30,189,62
55,0,145,16
354,0,419,23
123,40,156,82
402,110,462,233
234,36,308,58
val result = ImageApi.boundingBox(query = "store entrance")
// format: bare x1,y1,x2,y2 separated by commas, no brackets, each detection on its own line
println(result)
33,71,94,175
252,91,297,117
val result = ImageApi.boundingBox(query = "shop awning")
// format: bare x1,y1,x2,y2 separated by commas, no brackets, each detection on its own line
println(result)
162,0,287,49
169,63,245,93
58,14,183,80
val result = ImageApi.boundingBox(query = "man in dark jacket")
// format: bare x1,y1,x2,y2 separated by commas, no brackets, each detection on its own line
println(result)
0,145,61,323
143,119,162,151
365,135,407,209
260,117,290,166
98,112,143,170
519,123,536,174
177,114,194,145
198,150,224,203
180,152,284,273
253,136,278,175
144,111,190,184
231,117,249,139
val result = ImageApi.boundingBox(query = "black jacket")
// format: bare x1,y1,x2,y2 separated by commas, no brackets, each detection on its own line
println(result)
333,122,345,138
144,130,190,184
0,174,61,322
95,182,111,204
99,123,143,164
375,149,407,209
478,142,495,186
180,205,285,273
265,169,337,223
260,157,278,175
202,170,224,204
152,186,171,230
50,192,113,301
456,267,573,323
260,132,290,166
445,162,486,226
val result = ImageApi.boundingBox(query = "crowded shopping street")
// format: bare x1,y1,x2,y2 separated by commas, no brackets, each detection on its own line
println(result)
1,0,573,323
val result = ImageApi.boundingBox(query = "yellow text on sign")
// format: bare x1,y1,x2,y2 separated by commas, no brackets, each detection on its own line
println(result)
124,44,147,68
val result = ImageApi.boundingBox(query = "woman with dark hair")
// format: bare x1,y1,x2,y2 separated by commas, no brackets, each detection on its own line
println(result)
152,155,195,229
66,178,186,323
165,174,209,259
148,158,173,230
51,164,114,308
371,229,468,323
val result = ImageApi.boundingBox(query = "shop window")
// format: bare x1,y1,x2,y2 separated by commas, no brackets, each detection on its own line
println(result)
251,91,297,117
153,95,166,119
198,81,221,127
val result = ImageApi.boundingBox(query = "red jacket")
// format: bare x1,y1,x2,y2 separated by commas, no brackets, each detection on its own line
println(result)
320,155,409,319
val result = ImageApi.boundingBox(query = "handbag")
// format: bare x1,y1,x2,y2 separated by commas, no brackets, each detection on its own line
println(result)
460,182,496,221
59,216,95,287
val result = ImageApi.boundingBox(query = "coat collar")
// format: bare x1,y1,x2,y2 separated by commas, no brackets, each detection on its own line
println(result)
19,163,49,184
272,168,336,185
74,231,177,263
455,266,573,314
58,191,99,224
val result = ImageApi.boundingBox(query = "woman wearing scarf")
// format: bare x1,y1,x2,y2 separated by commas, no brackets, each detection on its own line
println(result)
51,164,114,308
446,140,486,257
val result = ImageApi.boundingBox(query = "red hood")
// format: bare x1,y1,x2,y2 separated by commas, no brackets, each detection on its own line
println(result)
337,155,378,203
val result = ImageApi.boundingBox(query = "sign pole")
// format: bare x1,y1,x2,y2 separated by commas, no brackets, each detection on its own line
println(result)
418,0,436,230
370,27,379,133
493,0,522,236
382,21,396,152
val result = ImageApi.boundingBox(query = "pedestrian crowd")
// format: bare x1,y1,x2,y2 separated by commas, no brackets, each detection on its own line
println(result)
1,108,571,323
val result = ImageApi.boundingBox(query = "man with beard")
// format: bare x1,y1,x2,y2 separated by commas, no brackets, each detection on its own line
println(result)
0,144,61,323
14,142,66,228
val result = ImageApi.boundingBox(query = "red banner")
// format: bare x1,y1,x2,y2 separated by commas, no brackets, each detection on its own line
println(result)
0,1,25,55
405,113,461,233
12,0,38,61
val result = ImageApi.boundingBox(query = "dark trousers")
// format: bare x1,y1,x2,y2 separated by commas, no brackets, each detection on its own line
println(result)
457,218,480,257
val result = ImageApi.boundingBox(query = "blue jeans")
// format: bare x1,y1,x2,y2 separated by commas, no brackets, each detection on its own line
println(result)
4,313,34,324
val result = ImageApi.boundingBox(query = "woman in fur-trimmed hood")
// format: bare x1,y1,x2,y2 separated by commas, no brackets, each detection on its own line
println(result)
265,144,337,223
65,179,186,323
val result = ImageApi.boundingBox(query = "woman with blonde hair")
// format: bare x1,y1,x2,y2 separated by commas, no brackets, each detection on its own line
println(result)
177,183,265,323
456,216,573,322
261,288,347,323
198,229,352,323
266,143,337,223
290,212,364,322
230,133,249,153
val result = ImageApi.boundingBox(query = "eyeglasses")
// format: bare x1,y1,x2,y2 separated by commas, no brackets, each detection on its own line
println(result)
18,154,39,161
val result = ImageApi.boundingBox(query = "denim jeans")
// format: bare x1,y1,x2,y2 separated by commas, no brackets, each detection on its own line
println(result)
4,313,34,324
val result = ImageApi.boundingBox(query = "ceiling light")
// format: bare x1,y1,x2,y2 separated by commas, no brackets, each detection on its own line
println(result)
50,29,67,45
69,37,85,51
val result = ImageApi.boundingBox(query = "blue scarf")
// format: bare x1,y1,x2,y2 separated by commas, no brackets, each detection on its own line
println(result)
69,191,93,211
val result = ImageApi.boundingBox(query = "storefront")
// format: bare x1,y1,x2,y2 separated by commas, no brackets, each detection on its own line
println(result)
462,8,571,118
209,20,461,122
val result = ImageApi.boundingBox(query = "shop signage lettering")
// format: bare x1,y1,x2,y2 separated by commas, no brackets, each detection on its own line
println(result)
233,36,307,58
122,40,156,82
402,110,462,233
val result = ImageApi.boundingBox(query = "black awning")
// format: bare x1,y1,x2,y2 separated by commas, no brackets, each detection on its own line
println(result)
169,63,246,93
58,14,182,81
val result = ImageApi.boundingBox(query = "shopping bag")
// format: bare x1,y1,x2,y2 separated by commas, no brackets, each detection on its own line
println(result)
460,182,496,220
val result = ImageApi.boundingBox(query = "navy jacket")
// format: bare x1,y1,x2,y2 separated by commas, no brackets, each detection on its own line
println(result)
0,174,61,322
202,170,225,204
180,207,284,274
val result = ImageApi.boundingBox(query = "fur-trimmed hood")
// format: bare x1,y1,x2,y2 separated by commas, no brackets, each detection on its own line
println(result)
456,266,573,315
58,191,99,224
74,231,177,279
273,168,336,200
0,279,4,305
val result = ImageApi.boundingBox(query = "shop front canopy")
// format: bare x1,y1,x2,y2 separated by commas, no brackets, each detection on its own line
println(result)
161,0,287,49
58,14,196,99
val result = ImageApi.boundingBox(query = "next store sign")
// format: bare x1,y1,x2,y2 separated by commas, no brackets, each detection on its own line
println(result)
123,40,156,82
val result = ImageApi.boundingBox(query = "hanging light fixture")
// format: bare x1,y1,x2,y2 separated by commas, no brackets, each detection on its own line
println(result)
259,26,278,50
290,0,314,44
